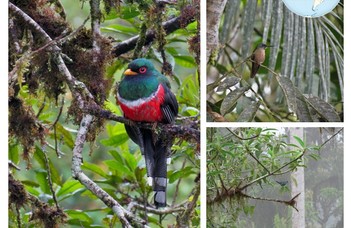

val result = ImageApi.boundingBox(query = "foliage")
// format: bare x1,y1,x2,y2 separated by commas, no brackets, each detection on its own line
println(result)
206,128,342,227
207,0,343,122
9,0,200,227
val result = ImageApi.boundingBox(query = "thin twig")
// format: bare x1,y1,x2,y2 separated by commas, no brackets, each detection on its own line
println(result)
226,127,261,140
239,149,307,191
9,160,21,170
172,159,187,206
51,97,65,128
245,146,271,174
319,128,343,148
42,147,60,209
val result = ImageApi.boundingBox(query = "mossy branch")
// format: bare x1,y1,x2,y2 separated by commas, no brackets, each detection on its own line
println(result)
112,5,197,57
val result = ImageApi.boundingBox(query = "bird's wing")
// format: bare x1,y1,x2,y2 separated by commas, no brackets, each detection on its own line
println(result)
160,84,178,123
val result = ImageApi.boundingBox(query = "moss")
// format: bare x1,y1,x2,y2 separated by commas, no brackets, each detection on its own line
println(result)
9,0,70,101
188,33,200,65
8,97,46,164
9,174,28,208
9,174,67,228
62,29,113,105
31,203,67,228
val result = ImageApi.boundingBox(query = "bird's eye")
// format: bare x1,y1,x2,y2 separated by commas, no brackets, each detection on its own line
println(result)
139,67,147,74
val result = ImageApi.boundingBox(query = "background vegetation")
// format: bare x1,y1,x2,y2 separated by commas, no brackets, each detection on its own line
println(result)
207,0,343,122
207,127,343,227
9,0,200,227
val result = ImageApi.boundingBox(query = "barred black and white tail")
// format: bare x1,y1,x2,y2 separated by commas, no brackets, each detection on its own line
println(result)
125,126,169,207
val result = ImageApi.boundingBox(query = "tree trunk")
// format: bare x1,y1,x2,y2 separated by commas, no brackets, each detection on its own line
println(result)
206,0,228,62
290,128,305,228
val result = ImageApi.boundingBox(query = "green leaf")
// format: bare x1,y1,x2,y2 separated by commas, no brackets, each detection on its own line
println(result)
178,74,199,107
22,180,40,188
243,205,255,215
33,147,62,185
35,169,50,194
101,24,138,35
104,160,134,179
82,162,109,178
26,186,41,197
308,153,321,161
173,55,196,68
120,6,140,19
100,132,129,147
293,136,305,148
9,142,19,164
109,150,124,164
56,178,84,200
101,123,130,147
104,100,122,115
122,150,138,172
169,167,196,183
104,6,140,20
66,209,93,225
53,123,75,149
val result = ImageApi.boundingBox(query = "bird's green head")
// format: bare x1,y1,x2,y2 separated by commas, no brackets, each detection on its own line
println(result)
123,58,157,77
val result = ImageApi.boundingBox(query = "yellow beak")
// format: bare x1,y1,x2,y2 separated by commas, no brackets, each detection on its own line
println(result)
124,68,138,76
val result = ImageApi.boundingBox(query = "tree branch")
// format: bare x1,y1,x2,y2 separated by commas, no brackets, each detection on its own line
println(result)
9,2,94,109
112,5,197,57
90,0,102,61
238,191,300,212
84,104,200,143
71,115,147,227
128,202,185,215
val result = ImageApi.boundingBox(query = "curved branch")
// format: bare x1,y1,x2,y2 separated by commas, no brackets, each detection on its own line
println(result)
71,115,146,227
112,5,197,57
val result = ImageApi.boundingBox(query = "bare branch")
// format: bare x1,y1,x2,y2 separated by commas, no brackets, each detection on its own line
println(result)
128,202,185,215
41,147,60,209
238,191,300,212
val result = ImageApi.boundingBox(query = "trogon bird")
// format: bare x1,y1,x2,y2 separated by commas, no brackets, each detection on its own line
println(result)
117,58,178,208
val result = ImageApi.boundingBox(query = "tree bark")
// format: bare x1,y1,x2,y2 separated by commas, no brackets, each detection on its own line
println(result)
290,128,306,228
206,0,228,62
